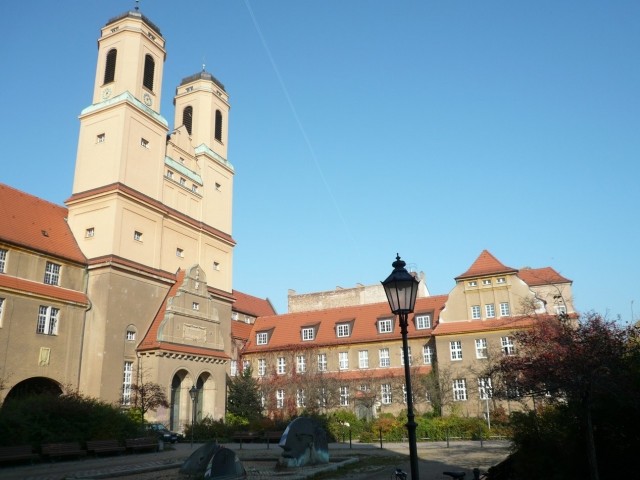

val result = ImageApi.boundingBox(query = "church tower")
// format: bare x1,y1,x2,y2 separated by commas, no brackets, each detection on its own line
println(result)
66,8,235,425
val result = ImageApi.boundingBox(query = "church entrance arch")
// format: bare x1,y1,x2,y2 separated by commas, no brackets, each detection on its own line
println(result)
169,370,189,432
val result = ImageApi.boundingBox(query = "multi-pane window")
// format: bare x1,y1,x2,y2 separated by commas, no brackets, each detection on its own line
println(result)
485,304,495,318
258,359,266,376
192,302,199,310
379,348,390,367
339,352,349,370
336,323,350,337
468,280,477,287
450,341,462,361
415,314,431,329
134,231,143,242
423,344,433,364
400,346,412,365
482,279,492,285
104,49,117,84
302,327,315,341
496,277,506,284
276,389,285,408
296,355,306,373
296,389,306,407
381,384,392,404
126,330,136,341
500,302,510,316
122,361,133,405
277,357,286,374
0,248,7,272
501,336,515,355
44,262,61,285
478,377,493,400
471,305,481,319
317,388,328,408
378,318,393,333
339,386,349,406
230,360,238,377
475,338,488,359
243,360,250,372
452,379,468,401
403,384,413,404
37,306,59,335
85,227,95,238
317,353,328,372
256,332,268,345
358,350,369,369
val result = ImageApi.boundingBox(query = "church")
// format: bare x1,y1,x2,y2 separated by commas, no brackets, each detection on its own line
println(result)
0,7,276,431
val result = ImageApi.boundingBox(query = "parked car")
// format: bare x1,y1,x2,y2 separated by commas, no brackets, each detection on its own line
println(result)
147,423,182,443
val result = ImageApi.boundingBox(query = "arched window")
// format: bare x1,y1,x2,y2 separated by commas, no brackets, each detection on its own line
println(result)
214,110,223,142
143,54,155,91
183,106,193,135
104,49,117,84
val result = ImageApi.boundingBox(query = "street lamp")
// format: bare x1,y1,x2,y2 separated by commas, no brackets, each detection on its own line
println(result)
189,385,199,448
382,254,420,480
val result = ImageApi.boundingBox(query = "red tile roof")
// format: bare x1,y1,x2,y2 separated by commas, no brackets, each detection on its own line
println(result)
455,250,517,280
432,315,539,336
243,295,448,354
232,290,277,317
231,320,253,341
518,267,571,286
0,274,89,306
0,183,86,264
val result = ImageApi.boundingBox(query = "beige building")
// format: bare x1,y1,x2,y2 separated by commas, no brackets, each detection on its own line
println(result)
0,7,270,433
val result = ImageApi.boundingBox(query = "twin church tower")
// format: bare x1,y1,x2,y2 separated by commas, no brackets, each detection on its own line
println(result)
67,9,236,426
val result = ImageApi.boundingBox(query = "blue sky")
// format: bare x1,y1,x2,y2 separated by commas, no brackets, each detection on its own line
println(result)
1,1,638,321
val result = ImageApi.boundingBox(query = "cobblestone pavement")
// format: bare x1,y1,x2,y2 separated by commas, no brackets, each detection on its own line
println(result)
0,440,510,480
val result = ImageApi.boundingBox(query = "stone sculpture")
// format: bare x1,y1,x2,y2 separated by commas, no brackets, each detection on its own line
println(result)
179,442,246,479
278,417,329,468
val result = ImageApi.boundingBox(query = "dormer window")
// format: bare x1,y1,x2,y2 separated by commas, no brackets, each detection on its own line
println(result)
336,323,350,338
415,314,431,329
302,327,315,341
378,318,393,334
256,332,268,345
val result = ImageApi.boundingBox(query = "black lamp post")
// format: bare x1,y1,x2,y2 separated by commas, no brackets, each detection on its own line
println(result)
382,254,420,480
189,385,198,448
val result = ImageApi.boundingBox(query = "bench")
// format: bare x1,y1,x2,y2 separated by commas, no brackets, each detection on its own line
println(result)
86,439,126,456
263,431,283,449
232,431,260,449
0,445,39,464
125,437,159,453
41,442,87,461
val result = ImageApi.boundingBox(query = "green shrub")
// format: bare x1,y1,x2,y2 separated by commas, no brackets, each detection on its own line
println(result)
184,416,230,443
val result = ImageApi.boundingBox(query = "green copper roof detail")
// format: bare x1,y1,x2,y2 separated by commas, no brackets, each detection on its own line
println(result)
164,156,203,185
194,144,235,172
80,92,169,128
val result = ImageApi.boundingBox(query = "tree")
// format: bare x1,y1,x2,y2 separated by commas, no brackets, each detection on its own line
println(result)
227,365,262,422
130,381,170,424
487,312,640,480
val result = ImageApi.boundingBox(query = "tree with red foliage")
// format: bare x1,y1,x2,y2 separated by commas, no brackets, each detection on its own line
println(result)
488,312,640,480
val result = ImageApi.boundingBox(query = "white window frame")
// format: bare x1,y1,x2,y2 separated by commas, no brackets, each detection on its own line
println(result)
485,304,495,318
230,359,238,377
338,352,349,370
339,386,349,406
85,227,95,238
482,279,492,285
475,338,488,359
134,231,143,242
450,340,463,361
400,346,412,366
379,348,390,367
0,297,5,327
126,330,136,341
258,358,266,377
468,280,477,287
192,302,199,310
415,314,431,329
37,305,59,335
256,332,268,345
500,302,510,317
277,357,286,374
302,327,315,341
453,379,468,401
276,389,285,408
0,248,7,273
378,318,393,333
358,350,369,369
555,305,567,315
122,361,133,405
502,336,516,356
317,353,328,372
478,377,493,400
44,262,61,286
336,323,350,337
381,384,392,404
471,305,481,319
296,355,306,373
496,277,506,284
296,389,306,407
423,344,433,365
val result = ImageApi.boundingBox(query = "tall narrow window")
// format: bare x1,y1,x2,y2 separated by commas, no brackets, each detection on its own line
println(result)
104,49,117,84
317,353,327,372
182,106,193,135
38,306,59,335
338,352,349,370
0,298,5,327
122,361,133,405
143,54,155,91
475,338,488,359
277,357,286,374
339,386,349,406
0,248,7,273
215,110,223,141
453,379,468,401
423,344,433,364
379,348,390,367
44,262,61,286
381,384,392,404
296,355,306,373
258,359,266,376
450,341,463,361
276,389,285,408
358,350,369,369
